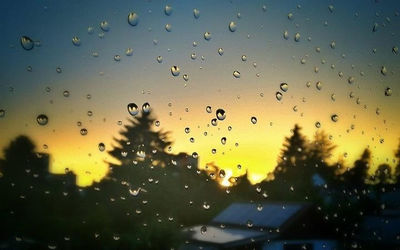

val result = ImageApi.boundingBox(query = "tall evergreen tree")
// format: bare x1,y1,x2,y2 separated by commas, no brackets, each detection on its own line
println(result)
342,148,371,187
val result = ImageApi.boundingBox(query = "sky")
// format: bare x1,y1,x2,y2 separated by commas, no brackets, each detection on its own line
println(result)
0,0,399,186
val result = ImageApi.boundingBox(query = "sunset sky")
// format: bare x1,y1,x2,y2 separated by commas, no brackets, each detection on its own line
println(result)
0,0,399,186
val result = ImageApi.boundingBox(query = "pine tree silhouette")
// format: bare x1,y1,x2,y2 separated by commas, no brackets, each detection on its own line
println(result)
274,124,308,175
342,148,370,187
107,112,172,181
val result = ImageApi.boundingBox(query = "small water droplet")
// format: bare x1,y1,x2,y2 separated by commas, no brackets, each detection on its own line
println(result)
283,30,289,40
228,21,237,32
330,41,336,49
72,36,81,46
221,137,226,145
98,143,105,152
171,66,180,76
392,46,399,55
241,55,247,61
127,103,139,116
315,121,321,128
294,32,301,42
316,81,322,90
331,114,339,122
216,109,226,121
381,66,387,75
233,70,241,78
165,5,173,16
251,116,257,124
126,48,133,56
114,55,121,61
185,127,190,134
156,56,163,63
204,32,212,41
80,128,88,135
142,102,151,113
165,23,172,32
200,225,207,234
280,82,288,92
193,8,200,19
192,152,198,158
211,118,218,126
218,48,224,56
288,13,294,20
36,114,48,126
276,92,283,101
20,36,34,50
384,87,392,96
100,21,110,32
372,22,379,32
0,109,5,118
348,76,355,84
128,12,139,26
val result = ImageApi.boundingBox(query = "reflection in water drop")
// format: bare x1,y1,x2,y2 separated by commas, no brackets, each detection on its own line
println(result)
125,48,133,56
251,117,257,124
294,32,300,42
157,56,163,63
80,128,88,136
229,21,237,32
283,30,289,40
221,137,226,145
204,32,212,41
216,109,226,121
276,92,283,101
211,118,218,126
193,9,200,19
0,109,5,118
127,103,139,116
384,87,392,96
72,36,81,46
316,81,322,90
165,24,172,32
98,143,106,152
165,5,173,16
233,71,241,78
20,36,34,50
280,83,288,92
206,106,212,113
142,102,151,113
128,12,139,26
37,114,48,126
100,21,110,31
331,114,339,122
170,66,180,76
63,90,70,97
381,66,387,76
218,48,224,56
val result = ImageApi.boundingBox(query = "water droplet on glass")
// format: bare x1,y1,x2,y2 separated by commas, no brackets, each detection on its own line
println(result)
233,70,241,78
283,30,289,40
294,32,301,42
328,5,334,13
72,36,81,46
241,55,247,61
316,81,322,90
330,41,336,49
216,109,226,121
0,109,5,118
384,87,392,96
142,102,151,113
185,127,190,134
276,92,283,101
165,23,172,32
98,143,105,152
229,21,237,32
171,66,180,76
80,128,88,135
211,118,218,126
315,121,321,128
156,56,163,63
204,32,212,41
127,103,139,116
331,114,339,122
221,137,226,145
288,13,294,20
251,117,257,124
257,204,263,211
372,22,379,32
331,94,336,101
191,53,197,60
193,8,200,19
56,67,62,73
280,83,288,92
36,114,48,126
165,5,173,16
206,106,212,113
381,66,387,75
392,46,399,55
126,48,133,56
348,76,355,84
192,152,198,159
100,21,110,31
200,225,207,234
128,12,139,26
218,48,224,56
20,36,34,50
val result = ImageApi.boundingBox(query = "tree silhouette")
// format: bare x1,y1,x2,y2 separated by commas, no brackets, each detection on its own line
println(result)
395,139,400,182
275,124,308,174
373,163,392,185
341,148,371,187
